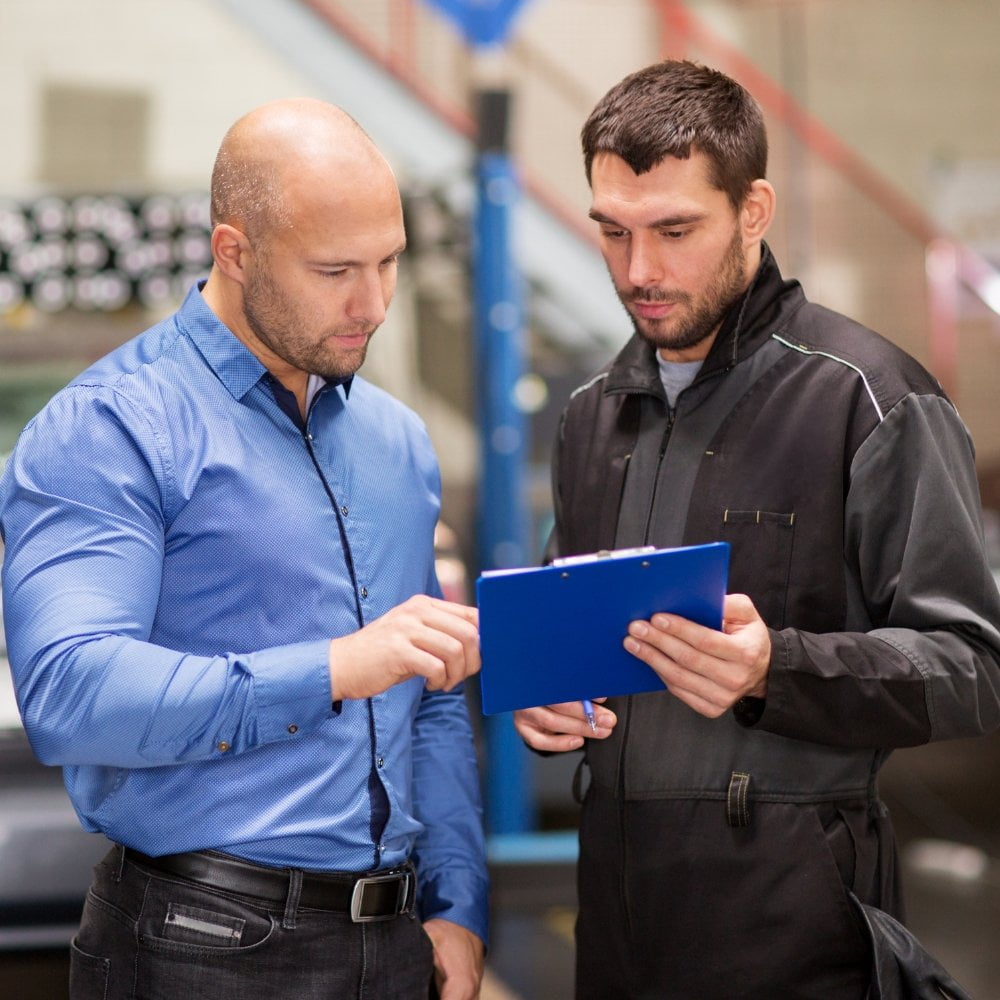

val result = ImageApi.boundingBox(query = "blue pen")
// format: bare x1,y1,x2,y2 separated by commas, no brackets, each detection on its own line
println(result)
581,699,597,733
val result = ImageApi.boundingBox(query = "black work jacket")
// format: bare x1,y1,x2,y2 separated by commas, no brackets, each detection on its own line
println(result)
551,248,1000,997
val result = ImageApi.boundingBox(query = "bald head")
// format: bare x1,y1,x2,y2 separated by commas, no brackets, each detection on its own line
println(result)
202,99,406,396
210,98,393,245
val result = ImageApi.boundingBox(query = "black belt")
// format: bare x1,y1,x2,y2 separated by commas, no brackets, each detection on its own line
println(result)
123,847,415,922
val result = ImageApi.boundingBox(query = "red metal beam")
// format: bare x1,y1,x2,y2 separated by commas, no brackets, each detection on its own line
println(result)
389,0,418,76
297,0,474,136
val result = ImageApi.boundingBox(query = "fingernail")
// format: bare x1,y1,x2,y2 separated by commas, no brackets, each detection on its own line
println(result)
624,637,640,654
629,621,648,637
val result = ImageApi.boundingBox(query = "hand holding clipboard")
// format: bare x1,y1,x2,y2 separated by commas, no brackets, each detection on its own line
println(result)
476,542,730,715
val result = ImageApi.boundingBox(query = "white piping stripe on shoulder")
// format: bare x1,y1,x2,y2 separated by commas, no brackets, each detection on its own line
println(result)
569,371,610,400
772,334,884,422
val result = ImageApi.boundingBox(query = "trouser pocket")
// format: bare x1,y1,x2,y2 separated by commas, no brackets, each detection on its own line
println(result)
69,936,111,1000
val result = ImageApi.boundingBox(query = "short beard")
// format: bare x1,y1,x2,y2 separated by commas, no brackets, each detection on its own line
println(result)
242,254,372,381
627,226,748,354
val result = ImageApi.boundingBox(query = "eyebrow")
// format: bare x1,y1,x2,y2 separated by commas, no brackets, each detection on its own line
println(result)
588,209,707,228
307,243,408,268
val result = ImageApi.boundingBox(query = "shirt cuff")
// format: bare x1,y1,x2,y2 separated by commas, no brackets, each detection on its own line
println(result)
249,639,334,743
418,867,490,945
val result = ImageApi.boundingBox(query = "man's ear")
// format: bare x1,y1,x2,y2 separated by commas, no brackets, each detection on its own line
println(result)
211,223,251,285
741,179,775,245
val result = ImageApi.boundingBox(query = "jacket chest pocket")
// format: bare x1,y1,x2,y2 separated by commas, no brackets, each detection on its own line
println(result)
721,509,795,629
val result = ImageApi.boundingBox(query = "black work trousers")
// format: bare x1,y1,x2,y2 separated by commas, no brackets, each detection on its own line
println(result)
574,783,873,999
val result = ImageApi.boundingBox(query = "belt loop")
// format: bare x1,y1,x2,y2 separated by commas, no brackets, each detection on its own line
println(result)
282,868,303,930
403,861,416,915
115,843,127,882
727,771,752,828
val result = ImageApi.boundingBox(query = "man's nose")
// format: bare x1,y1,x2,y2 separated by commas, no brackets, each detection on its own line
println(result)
346,271,388,326
627,233,664,288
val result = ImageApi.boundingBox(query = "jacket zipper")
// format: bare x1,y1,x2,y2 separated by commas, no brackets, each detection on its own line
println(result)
616,402,677,958
640,405,676,546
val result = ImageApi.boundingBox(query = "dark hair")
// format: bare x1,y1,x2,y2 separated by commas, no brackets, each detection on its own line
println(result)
581,60,767,209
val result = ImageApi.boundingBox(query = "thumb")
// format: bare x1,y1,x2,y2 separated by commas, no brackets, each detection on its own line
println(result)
722,593,760,630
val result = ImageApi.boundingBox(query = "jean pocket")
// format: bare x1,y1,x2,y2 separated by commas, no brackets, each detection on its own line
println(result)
137,877,275,956
161,902,247,947
69,936,111,999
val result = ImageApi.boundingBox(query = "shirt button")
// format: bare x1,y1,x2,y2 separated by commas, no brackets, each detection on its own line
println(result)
288,724,298,734
376,756,385,768
217,741,230,752
360,586,369,599
340,504,349,516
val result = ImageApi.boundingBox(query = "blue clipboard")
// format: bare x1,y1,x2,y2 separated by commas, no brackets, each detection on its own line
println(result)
476,541,730,714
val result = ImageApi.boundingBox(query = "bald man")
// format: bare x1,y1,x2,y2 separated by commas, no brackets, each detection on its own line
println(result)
0,100,488,1000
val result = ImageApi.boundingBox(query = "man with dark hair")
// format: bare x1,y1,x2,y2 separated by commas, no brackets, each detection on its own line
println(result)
0,99,487,1000
515,60,1000,998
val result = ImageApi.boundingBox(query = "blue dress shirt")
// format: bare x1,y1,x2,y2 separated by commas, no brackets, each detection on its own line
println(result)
0,284,488,940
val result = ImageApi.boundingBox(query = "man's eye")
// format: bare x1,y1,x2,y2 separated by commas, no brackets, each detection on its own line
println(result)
321,269,347,278
663,230,687,240
601,228,627,240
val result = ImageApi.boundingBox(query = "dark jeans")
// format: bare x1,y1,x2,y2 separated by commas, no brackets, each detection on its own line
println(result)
69,847,435,1000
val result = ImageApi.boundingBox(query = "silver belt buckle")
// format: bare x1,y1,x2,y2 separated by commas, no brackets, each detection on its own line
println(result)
350,870,410,923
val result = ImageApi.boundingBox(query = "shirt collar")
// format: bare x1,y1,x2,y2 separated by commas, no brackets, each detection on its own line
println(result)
176,281,353,402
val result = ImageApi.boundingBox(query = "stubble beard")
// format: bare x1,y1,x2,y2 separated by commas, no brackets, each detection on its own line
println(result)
242,262,374,381
623,227,748,355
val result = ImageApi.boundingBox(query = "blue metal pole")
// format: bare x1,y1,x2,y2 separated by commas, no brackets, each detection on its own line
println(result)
473,91,535,835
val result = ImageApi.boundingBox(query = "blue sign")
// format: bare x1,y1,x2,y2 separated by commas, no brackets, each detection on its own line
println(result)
423,0,534,47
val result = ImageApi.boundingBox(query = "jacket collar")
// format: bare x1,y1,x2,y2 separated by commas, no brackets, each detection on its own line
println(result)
604,244,804,396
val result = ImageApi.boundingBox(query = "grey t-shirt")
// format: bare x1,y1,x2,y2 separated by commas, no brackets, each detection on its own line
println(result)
657,354,703,409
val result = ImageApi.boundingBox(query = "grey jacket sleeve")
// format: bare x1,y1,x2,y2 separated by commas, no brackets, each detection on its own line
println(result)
756,392,1000,748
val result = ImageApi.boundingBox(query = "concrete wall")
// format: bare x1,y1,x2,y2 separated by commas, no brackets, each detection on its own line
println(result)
0,0,321,195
